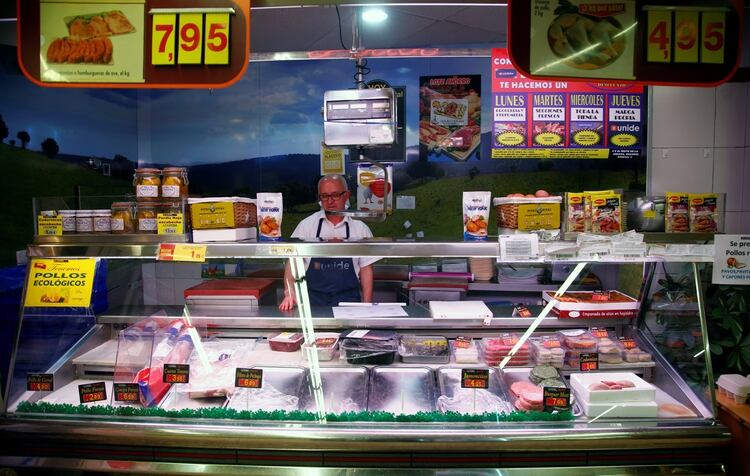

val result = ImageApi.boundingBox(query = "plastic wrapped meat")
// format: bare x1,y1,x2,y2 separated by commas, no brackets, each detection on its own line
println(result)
482,335,530,366
226,383,299,412
437,388,509,414
183,340,254,398
452,338,480,364
136,330,194,407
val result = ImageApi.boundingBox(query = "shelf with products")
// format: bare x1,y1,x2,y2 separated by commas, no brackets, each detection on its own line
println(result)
0,241,726,473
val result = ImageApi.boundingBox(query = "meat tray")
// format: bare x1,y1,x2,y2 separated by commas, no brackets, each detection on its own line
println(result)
569,372,656,404
436,366,512,414
300,366,368,414
367,367,436,415
160,386,226,411
543,291,639,319
225,366,305,412
501,367,574,413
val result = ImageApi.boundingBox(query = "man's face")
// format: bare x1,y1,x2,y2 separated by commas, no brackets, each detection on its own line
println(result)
318,180,349,213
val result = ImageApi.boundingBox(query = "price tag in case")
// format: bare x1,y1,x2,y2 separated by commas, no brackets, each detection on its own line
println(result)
114,383,141,403
461,368,490,389
151,13,176,65
543,387,571,412
235,368,263,389
27,373,54,392
78,381,107,404
580,352,599,372
163,364,190,384
158,243,206,262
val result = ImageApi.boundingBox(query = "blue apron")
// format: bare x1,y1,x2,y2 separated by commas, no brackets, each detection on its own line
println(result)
306,218,361,306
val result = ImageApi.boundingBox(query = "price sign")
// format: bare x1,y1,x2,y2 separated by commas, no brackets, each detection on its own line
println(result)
204,13,230,65
24,258,97,308
514,305,533,317
647,7,727,65
163,363,190,384
543,387,571,412
114,383,141,403
157,213,184,235
454,336,473,349
178,13,203,65
461,369,490,389
78,382,107,404
27,373,54,392
618,337,638,349
37,216,63,236
157,243,206,262
151,13,176,65
580,352,600,372
235,368,263,388
590,327,610,339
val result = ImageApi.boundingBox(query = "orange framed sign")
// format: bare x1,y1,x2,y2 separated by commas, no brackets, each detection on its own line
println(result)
17,0,250,88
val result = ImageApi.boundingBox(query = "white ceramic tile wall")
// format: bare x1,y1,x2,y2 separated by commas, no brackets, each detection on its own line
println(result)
715,83,748,148
142,263,156,279
741,212,750,233
713,147,745,212
650,147,714,194
723,211,746,234
143,278,157,306
172,263,201,278
155,263,174,278
651,87,716,148
156,279,175,305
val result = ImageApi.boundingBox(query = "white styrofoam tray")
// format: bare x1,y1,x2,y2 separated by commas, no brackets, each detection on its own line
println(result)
579,398,658,418
570,372,655,404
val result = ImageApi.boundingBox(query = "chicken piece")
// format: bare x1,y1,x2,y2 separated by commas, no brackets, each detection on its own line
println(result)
616,380,635,388
69,18,93,38
588,382,609,391
88,16,110,37
102,37,113,63
104,11,134,35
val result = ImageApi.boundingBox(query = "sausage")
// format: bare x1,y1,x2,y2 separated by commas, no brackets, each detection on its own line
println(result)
102,37,113,63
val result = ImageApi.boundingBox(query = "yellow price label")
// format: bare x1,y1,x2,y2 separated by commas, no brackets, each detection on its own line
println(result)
157,213,184,235
178,13,203,65
674,10,699,63
152,13,176,65
204,13,230,65
25,258,97,308
701,11,725,64
157,243,207,262
647,10,672,63
37,216,63,236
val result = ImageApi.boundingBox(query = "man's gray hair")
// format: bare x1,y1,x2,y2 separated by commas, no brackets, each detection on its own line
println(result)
318,174,349,193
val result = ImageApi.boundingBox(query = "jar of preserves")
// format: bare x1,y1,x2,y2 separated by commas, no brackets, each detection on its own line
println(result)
93,209,112,234
161,167,188,199
134,168,161,201
111,202,135,234
136,201,159,234
75,210,94,233
59,210,77,234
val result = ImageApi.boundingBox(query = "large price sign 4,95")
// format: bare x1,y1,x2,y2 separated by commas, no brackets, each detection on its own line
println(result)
151,8,233,66
646,7,726,65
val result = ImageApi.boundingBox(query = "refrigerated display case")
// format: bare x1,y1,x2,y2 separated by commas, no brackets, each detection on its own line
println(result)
0,240,729,474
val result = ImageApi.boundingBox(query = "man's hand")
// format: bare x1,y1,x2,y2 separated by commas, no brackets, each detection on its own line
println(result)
279,294,296,311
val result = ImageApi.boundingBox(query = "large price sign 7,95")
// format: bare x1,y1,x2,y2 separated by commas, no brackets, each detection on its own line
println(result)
646,6,726,65
151,8,233,66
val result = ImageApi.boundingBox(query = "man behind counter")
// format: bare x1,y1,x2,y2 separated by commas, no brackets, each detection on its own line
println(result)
279,174,377,311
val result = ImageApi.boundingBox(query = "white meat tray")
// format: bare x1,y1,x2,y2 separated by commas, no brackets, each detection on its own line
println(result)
570,372,655,404
579,398,658,418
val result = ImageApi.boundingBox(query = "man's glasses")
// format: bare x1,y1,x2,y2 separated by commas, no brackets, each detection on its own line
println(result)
319,191,347,201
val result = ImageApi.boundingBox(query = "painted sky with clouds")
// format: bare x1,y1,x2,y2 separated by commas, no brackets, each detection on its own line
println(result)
1,50,489,165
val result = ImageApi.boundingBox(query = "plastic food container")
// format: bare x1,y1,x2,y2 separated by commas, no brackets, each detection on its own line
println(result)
717,374,750,404
529,336,565,368
481,334,530,366
614,337,652,363
451,337,480,364
302,332,340,361
340,330,398,365
592,332,624,364
398,335,450,364
557,329,598,350
269,332,304,352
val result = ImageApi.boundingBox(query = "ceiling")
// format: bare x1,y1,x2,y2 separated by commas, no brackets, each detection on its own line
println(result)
0,3,507,52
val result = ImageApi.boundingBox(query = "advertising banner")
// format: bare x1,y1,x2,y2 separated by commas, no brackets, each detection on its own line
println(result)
491,48,643,159
419,75,481,162
24,258,97,307
712,235,750,285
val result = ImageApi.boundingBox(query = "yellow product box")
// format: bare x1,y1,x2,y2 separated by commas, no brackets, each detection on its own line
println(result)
187,197,256,230
517,202,561,230
37,216,63,236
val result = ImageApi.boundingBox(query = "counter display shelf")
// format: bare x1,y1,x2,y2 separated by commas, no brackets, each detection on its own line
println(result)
0,241,728,474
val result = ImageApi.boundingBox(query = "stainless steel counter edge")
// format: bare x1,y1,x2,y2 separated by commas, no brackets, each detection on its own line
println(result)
26,241,714,262
0,417,729,452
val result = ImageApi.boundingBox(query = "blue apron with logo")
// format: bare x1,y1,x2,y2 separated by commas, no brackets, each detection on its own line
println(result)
306,218,361,306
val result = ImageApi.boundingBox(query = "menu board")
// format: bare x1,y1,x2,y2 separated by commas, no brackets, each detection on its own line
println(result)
419,75,482,162
491,48,643,160
18,0,250,88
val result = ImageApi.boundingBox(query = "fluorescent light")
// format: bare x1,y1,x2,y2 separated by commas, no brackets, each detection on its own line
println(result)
362,8,388,23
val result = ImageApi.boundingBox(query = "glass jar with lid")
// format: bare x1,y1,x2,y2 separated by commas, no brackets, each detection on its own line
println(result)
58,210,77,234
161,167,189,200
136,201,159,234
75,210,94,233
93,209,112,234
134,168,161,201
111,202,135,234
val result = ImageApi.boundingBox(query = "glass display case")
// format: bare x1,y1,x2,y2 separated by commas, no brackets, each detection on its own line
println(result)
0,241,729,475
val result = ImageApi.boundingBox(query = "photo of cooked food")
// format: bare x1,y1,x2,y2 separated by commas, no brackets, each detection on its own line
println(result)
67,10,135,38
547,0,626,70
46,36,113,64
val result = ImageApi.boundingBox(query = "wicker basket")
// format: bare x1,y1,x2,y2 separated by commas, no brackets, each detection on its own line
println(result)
493,197,562,231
